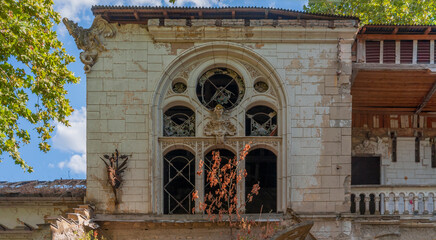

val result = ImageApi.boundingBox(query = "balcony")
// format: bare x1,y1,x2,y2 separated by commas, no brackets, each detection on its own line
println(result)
350,185,436,216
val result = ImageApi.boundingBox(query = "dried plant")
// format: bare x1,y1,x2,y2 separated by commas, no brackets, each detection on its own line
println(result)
192,143,277,239
100,149,128,204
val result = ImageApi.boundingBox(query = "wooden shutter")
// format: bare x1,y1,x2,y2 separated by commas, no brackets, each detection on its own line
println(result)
417,40,430,63
400,40,413,63
365,41,380,63
383,40,396,63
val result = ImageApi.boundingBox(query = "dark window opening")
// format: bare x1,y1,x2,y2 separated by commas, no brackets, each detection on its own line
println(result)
245,148,277,213
163,106,195,137
391,132,397,162
246,106,278,136
163,150,196,214
351,156,380,185
365,41,380,63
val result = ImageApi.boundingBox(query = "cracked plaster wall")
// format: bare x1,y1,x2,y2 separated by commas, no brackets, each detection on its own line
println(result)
85,19,357,219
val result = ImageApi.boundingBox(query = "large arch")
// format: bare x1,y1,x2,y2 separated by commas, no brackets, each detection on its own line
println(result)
150,42,290,214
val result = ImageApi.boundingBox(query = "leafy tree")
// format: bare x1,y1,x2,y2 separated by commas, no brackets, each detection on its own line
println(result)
304,0,436,25
0,0,79,172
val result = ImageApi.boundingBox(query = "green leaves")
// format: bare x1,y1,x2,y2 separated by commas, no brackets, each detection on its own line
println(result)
0,0,79,172
305,0,436,25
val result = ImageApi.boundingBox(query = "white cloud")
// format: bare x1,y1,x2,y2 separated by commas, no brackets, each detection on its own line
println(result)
52,107,86,154
48,163,55,168
52,107,87,174
164,0,217,7
58,154,87,174
54,0,100,22
58,161,66,169
129,0,162,6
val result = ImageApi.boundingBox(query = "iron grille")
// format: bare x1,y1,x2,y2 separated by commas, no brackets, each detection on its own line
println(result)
163,150,195,214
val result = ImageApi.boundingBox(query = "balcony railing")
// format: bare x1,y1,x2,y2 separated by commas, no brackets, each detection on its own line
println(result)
350,185,436,216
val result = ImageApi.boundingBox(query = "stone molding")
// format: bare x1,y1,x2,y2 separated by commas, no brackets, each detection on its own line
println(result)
147,19,357,43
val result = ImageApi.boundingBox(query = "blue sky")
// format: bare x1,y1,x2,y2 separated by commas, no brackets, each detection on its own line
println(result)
0,0,307,182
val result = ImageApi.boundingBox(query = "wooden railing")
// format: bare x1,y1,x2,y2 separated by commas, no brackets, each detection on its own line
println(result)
350,185,436,215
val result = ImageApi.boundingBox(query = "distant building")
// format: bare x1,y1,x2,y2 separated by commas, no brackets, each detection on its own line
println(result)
1,6,436,240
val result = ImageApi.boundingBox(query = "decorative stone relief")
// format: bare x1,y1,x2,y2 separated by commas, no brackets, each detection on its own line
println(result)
204,105,236,144
176,62,200,79
353,137,390,163
241,62,261,79
63,15,116,73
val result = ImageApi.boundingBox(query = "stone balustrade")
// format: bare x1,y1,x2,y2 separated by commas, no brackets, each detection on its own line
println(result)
350,185,436,215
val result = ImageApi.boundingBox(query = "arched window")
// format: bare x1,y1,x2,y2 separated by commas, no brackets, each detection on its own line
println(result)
196,68,245,110
245,148,277,213
163,106,195,137
246,106,277,136
163,149,195,214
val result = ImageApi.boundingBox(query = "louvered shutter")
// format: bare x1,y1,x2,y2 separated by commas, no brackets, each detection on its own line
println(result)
365,41,380,63
400,40,413,64
383,40,396,63
417,40,430,64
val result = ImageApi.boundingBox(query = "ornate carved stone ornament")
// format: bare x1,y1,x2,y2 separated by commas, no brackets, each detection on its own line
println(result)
353,137,390,159
204,105,236,144
100,149,128,205
62,15,116,73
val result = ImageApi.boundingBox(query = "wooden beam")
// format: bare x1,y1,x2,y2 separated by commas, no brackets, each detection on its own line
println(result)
424,27,432,35
353,63,436,72
392,27,398,34
361,27,366,34
416,78,436,114
353,107,417,113
232,10,235,19
133,11,139,21
358,34,436,40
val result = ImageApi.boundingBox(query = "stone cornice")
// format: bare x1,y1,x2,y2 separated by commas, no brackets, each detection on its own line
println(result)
147,19,358,43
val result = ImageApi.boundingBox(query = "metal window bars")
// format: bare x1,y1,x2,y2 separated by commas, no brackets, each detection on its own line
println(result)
163,150,195,214
163,106,195,137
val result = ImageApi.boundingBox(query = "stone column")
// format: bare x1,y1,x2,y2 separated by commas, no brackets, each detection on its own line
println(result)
354,195,361,214
384,196,391,215
375,195,381,215
364,196,370,215
414,196,419,214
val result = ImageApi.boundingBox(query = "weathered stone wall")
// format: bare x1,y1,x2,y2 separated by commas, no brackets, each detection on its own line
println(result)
0,197,82,239
85,18,357,216
352,129,436,185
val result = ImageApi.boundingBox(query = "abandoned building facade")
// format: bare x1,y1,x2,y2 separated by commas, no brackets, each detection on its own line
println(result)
1,6,436,240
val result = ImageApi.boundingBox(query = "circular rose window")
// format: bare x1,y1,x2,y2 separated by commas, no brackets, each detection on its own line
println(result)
196,68,245,110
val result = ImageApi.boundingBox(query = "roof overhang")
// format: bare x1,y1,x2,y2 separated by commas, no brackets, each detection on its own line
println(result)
352,63,436,114
91,6,359,24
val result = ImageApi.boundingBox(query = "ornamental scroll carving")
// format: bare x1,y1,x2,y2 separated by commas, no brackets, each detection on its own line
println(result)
204,105,236,144
353,137,390,163
62,15,116,73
